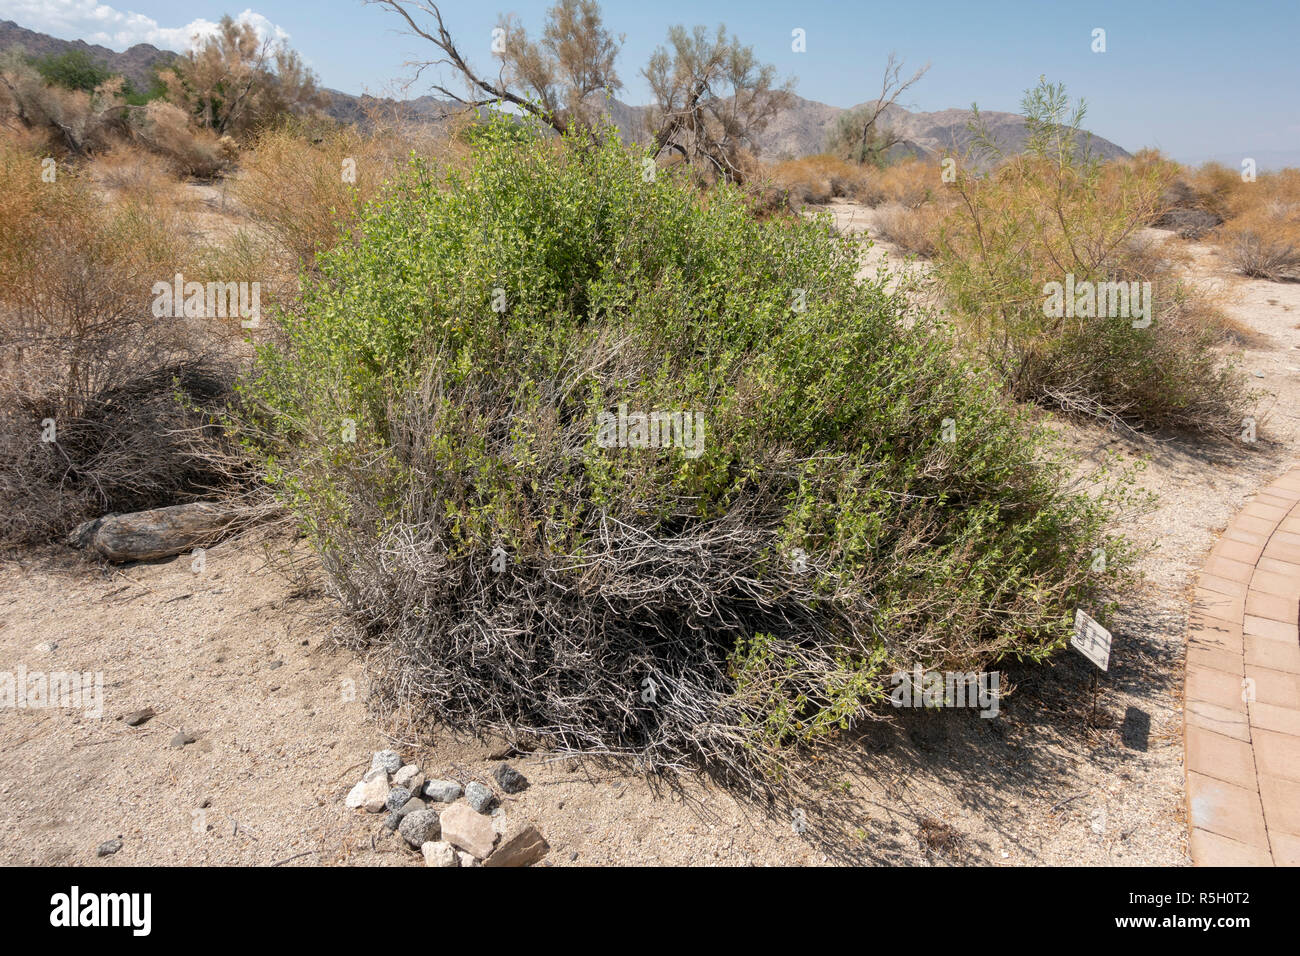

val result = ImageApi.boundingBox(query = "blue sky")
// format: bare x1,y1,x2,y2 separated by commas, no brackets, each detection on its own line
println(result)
4,0,1297,165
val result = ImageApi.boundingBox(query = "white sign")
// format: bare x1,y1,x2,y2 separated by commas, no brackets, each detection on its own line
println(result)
1071,609,1112,671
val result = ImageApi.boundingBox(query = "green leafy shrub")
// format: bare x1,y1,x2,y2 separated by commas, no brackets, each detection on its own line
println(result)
244,120,1128,781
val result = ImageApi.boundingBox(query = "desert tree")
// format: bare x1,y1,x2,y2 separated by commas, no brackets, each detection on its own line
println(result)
825,52,929,166
643,23,793,181
369,0,623,135
162,15,324,138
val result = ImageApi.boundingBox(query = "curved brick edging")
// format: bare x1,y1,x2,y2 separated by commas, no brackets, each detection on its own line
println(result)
1185,466,1300,866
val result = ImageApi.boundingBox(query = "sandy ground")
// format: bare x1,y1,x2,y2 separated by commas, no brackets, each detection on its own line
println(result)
1,201,1297,867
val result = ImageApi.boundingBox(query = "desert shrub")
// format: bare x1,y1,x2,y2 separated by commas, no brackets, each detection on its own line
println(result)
235,120,420,270
0,53,127,156
128,100,231,177
872,201,943,257
0,143,238,545
934,80,1250,434
243,121,1127,782
869,156,942,208
768,154,871,206
32,50,113,92
1217,200,1300,280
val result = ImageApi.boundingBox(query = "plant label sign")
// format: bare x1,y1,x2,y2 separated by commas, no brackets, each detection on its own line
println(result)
1071,610,1112,671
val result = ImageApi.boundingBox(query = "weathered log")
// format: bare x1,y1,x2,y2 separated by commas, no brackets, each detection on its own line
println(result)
66,503,235,562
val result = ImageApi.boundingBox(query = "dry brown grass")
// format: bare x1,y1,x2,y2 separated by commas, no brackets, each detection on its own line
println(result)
1217,200,1300,281
866,157,942,208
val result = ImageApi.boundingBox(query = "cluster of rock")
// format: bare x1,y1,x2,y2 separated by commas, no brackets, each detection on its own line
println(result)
345,749,546,867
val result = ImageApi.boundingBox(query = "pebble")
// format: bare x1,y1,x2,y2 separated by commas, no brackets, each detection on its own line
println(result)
493,763,529,794
440,802,498,859
346,773,390,813
370,750,402,775
96,838,123,857
458,851,480,868
422,779,462,803
421,840,459,867
465,781,496,813
398,808,441,848
393,765,423,790
33,641,56,654
169,731,196,749
385,786,412,812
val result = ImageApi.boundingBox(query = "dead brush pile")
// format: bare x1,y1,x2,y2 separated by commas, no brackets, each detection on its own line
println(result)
242,120,1128,786
0,143,241,546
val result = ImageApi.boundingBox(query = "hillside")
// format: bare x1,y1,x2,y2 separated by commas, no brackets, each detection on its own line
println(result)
0,19,176,90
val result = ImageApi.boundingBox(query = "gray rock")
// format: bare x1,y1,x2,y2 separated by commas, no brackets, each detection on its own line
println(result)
422,779,463,803
384,811,403,831
396,797,427,818
493,763,529,794
169,731,196,749
465,781,496,813
96,838,123,857
421,840,459,867
370,750,402,775
397,808,441,848
385,786,412,812
440,802,498,859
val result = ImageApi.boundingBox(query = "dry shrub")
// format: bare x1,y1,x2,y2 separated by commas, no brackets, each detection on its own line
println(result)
0,142,239,545
236,116,469,270
934,80,1251,435
870,157,941,208
86,140,185,204
1217,200,1300,280
768,154,871,207
129,101,229,178
872,201,944,257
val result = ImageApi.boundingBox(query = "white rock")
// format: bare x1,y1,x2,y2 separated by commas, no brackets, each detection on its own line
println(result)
458,851,480,868
350,773,388,812
393,765,422,790
421,840,459,867
440,801,499,859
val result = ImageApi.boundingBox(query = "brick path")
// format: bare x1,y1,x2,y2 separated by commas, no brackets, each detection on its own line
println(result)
1185,466,1300,866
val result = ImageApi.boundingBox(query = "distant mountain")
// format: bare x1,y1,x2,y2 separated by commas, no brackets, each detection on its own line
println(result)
0,19,176,90
1,18,1130,165
754,94,1131,163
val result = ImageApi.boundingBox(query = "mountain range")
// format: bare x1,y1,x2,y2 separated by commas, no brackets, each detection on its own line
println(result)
1,19,1131,163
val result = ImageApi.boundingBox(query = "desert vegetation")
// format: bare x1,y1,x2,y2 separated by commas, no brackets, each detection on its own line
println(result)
0,1,1289,799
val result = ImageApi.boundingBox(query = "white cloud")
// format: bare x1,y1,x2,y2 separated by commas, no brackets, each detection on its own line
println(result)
2,0,290,52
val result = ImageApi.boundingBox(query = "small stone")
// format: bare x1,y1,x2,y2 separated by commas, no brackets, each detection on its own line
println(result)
268,660,283,670
465,781,496,813
493,763,529,794
96,838,123,857
484,825,549,868
121,708,155,727
491,807,508,836
421,840,459,867
347,773,389,812
398,808,441,848
440,802,498,859
458,851,480,868
396,797,427,818
370,750,402,775
169,731,196,749
34,641,57,654
362,767,389,783
386,786,412,812
422,779,462,803
384,812,403,831
393,765,422,790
